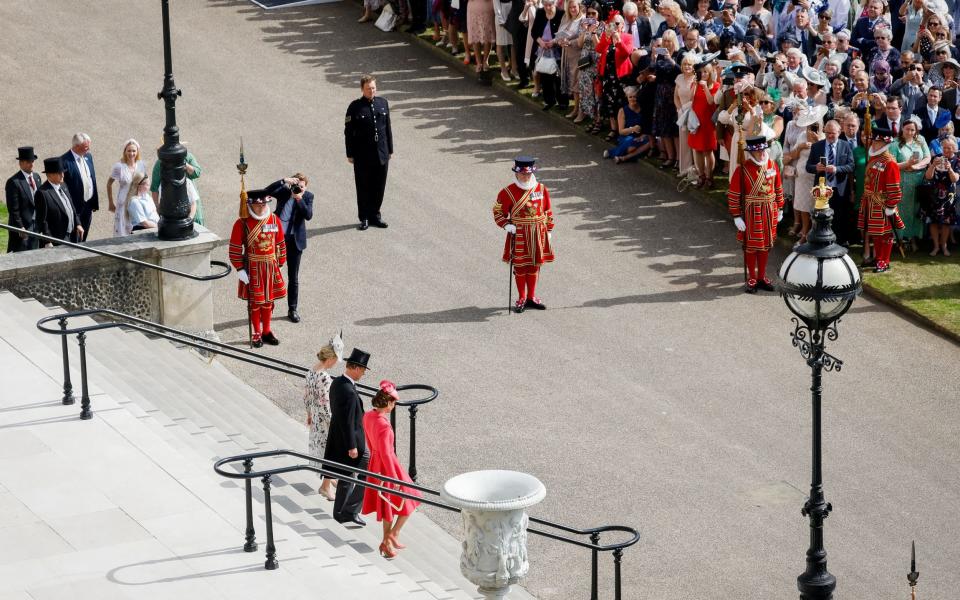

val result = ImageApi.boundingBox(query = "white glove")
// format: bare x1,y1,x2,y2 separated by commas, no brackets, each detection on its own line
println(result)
237,269,250,284
548,232,553,242
504,224,517,234
734,217,746,232
777,210,783,223
884,207,896,216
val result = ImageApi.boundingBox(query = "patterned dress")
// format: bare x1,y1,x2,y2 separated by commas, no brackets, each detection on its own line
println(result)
599,44,625,120
304,369,333,471
576,23,599,118
921,156,958,226
891,138,930,239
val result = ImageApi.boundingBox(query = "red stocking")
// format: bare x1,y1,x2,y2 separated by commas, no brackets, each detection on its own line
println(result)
756,251,770,282
514,272,527,300
249,306,263,337
262,302,274,334
744,251,758,281
525,270,539,300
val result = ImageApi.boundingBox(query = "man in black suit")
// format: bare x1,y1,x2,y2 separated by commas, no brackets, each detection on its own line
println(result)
622,2,652,50
914,86,950,144
840,113,861,150
265,174,314,323
35,157,84,245
324,348,371,526
874,96,906,134
5,147,42,252
345,75,393,231
805,120,856,245
60,132,98,241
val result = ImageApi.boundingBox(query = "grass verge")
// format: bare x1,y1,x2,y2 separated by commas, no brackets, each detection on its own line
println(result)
0,204,8,251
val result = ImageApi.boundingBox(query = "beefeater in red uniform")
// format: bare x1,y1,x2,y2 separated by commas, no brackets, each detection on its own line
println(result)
857,126,903,273
229,188,287,348
493,156,555,313
727,135,785,293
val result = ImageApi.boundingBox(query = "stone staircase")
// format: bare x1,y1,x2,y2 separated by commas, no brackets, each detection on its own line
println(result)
0,290,538,600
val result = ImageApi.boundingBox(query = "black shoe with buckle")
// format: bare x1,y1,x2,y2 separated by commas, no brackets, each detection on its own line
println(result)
262,331,280,346
756,278,775,292
358,220,369,231
744,279,758,294
514,299,526,313
288,309,301,323
252,336,263,348
525,297,546,310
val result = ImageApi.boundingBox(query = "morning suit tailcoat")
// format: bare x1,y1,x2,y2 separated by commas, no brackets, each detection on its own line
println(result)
60,150,98,240
5,171,42,252
345,96,393,222
34,182,80,244
324,375,366,475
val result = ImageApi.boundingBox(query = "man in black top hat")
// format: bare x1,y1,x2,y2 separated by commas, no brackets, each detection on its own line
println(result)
325,348,372,526
5,147,42,252
345,75,393,231
35,157,84,246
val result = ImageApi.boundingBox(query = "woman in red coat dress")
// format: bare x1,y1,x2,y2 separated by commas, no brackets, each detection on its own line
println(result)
688,59,721,189
362,380,421,558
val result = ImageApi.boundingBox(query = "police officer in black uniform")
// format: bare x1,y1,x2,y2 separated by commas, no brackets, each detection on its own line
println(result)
344,74,393,231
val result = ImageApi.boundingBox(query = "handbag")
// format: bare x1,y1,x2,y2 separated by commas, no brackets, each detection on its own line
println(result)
377,481,406,513
535,54,559,75
375,4,397,32
577,54,595,70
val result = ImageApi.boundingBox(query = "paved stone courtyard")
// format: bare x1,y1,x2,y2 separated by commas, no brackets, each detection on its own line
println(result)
2,1,959,598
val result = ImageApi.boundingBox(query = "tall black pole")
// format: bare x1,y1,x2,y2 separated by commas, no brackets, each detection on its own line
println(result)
156,0,195,241
797,331,836,600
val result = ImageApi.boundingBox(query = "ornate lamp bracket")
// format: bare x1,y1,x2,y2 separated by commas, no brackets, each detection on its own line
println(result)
790,318,843,372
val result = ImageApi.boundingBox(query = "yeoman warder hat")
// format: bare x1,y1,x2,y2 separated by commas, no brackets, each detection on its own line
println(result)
16,147,37,162
872,126,895,142
42,157,64,174
512,156,538,173
745,135,768,151
345,348,372,370
245,189,274,205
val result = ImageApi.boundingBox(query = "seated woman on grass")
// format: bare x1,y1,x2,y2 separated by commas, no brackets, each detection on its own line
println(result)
603,86,653,164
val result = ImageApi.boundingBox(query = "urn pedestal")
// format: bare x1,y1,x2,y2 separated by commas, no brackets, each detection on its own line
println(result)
440,470,546,600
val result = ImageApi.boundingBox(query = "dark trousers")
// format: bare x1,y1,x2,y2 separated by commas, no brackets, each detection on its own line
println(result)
511,27,529,84
285,236,303,311
829,186,856,245
354,161,389,222
539,72,567,108
409,0,427,27
71,205,93,242
8,228,39,252
333,449,370,522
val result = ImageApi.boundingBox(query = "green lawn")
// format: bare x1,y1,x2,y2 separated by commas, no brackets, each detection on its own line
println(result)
863,251,960,337
0,203,7,252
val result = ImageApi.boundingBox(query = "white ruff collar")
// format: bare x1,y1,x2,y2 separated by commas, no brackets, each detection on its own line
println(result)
747,152,769,166
869,144,889,157
514,175,538,190
249,205,272,220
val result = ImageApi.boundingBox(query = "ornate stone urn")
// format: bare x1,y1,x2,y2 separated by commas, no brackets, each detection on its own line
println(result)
440,470,547,600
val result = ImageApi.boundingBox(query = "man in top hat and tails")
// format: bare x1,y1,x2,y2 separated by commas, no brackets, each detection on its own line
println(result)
5,146,42,252
325,348,372,526
727,135,784,293
858,126,903,273
493,156,555,313
34,157,84,246
228,189,287,348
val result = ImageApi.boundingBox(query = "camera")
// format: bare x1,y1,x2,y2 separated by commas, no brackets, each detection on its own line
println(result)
290,183,303,195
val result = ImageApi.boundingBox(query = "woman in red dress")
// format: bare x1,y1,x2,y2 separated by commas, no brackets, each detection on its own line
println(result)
362,380,421,558
688,58,721,189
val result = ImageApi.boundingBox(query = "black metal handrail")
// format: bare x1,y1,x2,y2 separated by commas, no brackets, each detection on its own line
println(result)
0,223,231,281
36,308,438,479
214,449,640,599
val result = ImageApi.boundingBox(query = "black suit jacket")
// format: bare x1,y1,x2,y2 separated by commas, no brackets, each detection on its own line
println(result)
913,105,950,144
265,179,314,252
805,139,855,198
34,182,80,243
873,114,905,134
5,171,41,252
60,150,99,214
324,375,366,472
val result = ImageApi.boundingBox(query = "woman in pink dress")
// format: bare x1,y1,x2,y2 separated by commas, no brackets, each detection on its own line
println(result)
362,380,421,558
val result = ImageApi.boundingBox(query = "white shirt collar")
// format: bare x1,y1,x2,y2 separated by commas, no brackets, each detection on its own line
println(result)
21,170,33,180
71,150,84,162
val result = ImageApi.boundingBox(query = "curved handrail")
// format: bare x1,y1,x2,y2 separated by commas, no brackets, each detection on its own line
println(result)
36,308,439,406
0,223,231,281
214,449,641,553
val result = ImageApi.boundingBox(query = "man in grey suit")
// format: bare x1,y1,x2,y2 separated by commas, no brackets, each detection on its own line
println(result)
806,120,856,245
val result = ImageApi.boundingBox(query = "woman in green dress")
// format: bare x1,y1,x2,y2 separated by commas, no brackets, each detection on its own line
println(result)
890,116,931,245
149,150,205,226
852,129,870,263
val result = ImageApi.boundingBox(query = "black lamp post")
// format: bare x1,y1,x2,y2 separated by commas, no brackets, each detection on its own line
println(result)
156,0,195,241
777,178,862,600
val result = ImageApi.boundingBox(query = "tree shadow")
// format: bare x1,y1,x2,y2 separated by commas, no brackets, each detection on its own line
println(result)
355,305,506,325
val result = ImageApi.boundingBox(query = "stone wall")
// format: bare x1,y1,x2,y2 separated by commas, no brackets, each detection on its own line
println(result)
0,228,222,332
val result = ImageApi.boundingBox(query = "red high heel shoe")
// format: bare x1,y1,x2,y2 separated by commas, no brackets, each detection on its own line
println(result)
379,542,397,559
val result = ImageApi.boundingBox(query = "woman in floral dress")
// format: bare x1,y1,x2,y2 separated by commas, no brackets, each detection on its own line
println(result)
305,334,343,500
574,3,601,124
922,137,958,256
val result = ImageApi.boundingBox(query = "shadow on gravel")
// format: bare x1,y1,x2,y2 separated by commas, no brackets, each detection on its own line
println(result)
205,0,746,303
355,305,505,325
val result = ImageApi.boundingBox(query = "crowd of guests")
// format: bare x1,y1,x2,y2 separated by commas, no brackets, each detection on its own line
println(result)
4,134,203,252
361,0,960,260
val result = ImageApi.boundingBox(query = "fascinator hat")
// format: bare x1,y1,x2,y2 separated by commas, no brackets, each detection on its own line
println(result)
379,380,400,401
330,330,345,363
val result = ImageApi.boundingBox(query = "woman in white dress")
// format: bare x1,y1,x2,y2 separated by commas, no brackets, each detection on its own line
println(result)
787,105,828,245
718,84,763,180
106,139,146,237
674,52,698,178
305,333,344,500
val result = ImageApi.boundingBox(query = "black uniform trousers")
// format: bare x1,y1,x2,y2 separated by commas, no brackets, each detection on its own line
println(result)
285,234,303,311
512,28,530,86
332,449,370,522
354,160,389,222
829,186,857,246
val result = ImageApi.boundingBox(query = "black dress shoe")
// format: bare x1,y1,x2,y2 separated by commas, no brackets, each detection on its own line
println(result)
524,297,546,310
262,331,280,346
252,337,263,348
514,300,526,313
288,309,301,323
755,278,775,292
370,219,389,228
358,220,369,231
337,515,366,526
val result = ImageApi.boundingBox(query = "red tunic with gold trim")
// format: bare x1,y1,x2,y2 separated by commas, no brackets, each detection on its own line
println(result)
727,157,784,251
229,214,287,304
492,182,555,267
857,151,904,236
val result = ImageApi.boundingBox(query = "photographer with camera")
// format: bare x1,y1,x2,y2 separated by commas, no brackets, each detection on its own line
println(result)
265,173,313,323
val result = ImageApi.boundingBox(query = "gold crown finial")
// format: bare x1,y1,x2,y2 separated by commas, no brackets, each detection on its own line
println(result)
812,176,833,211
